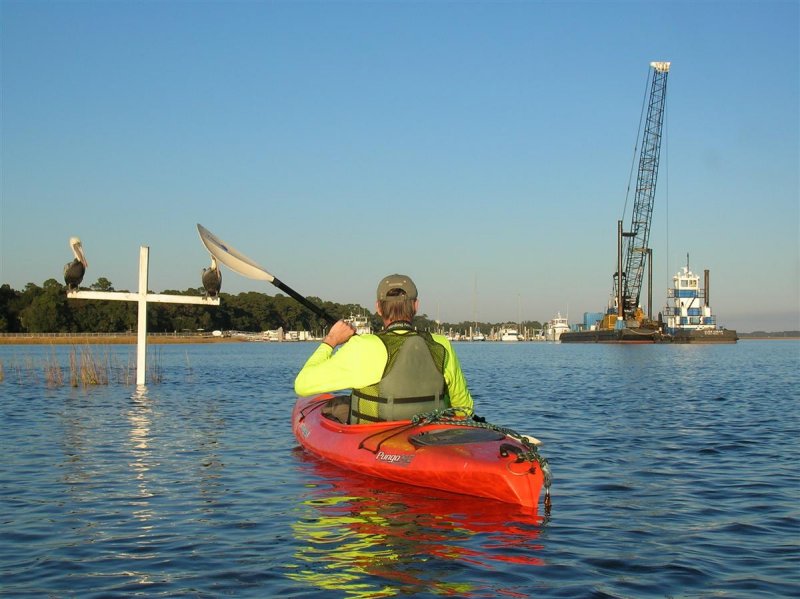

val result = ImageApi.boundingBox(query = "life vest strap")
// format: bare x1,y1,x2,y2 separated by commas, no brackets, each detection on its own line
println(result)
349,409,383,423
352,389,440,405
351,389,442,423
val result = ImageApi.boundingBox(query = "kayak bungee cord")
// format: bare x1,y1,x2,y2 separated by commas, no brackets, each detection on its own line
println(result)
298,399,326,420
411,408,552,511
357,422,419,453
357,407,552,510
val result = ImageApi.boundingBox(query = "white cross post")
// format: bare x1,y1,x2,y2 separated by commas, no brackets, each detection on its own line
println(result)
67,245,220,386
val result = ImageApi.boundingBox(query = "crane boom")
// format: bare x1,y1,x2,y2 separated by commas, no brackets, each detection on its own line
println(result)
616,61,670,319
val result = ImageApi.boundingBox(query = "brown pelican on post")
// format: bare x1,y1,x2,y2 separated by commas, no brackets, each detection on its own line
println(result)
202,255,222,297
64,236,88,291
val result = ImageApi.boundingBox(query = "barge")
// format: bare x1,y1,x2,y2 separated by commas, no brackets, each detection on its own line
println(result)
560,312,662,344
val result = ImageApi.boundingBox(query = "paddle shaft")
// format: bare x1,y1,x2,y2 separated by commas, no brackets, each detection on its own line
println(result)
272,276,338,326
197,224,339,327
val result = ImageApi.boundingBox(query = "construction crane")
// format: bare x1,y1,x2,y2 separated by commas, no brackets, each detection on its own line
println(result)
612,61,670,324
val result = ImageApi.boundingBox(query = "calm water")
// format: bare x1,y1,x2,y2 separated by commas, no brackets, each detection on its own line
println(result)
1,340,798,598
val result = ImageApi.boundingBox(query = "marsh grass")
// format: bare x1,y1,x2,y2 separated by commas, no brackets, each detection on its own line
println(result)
0,345,163,388
44,349,64,387
183,350,194,383
25,357,37,383
148,346,164,384
109,353,136,385
0,355,37,384
77,345,109,386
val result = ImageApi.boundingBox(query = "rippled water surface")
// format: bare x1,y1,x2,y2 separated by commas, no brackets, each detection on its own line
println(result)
1,340,798,597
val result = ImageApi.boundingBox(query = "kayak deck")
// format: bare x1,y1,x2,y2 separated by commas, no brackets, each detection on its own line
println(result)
292,394,551,510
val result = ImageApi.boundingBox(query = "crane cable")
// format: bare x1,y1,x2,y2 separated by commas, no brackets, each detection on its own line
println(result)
664,95,670,303
612,66,652,301
622,66,653,224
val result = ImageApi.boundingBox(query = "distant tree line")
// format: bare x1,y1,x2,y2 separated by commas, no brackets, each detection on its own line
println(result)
738,331,800,338
0,278,543,336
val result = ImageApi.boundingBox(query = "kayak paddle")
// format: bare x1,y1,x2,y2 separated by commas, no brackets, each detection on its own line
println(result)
197,223,338,326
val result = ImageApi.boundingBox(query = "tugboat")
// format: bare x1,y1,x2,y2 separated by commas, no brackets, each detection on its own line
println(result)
659,259,737,344
543,313,570,341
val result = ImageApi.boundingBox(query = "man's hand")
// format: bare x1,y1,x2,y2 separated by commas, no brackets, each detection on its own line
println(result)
323,320,356,348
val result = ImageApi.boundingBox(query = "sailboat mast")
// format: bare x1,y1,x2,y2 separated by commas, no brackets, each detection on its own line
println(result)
473,273,478,329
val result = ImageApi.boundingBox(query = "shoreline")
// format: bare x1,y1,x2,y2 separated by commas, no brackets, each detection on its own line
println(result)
0,335,246,346
737,336,800,341
0,334,796,346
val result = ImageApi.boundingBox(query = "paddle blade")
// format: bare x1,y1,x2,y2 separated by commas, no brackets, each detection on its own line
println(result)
197,224,275,283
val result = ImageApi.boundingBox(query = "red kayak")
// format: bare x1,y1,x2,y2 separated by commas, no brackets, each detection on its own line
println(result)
292,394,551,510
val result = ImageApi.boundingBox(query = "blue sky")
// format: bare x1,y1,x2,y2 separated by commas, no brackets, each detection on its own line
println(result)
1,0,798,332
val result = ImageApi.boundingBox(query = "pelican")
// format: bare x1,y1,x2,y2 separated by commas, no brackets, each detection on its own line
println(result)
64,237,88,291
202,255,222,297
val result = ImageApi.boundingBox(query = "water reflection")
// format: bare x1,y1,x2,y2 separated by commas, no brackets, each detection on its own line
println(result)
287,451,545,597
59,395,91,488
128,386,154,527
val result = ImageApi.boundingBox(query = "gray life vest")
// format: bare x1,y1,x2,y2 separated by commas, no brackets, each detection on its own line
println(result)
350,323,448,423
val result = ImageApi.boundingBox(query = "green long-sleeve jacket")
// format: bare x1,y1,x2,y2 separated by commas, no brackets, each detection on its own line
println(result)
294,331,474,416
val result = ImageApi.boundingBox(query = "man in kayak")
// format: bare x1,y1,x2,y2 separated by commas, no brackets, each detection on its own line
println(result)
294,274,474,424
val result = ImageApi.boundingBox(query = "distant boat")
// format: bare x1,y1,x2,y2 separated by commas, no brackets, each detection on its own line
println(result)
470,276,485,341
660,261,737,344
543,313,570,341
499,326,521,342
345,313,373,336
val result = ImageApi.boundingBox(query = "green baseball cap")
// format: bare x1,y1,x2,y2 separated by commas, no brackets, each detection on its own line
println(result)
377,274,418,301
